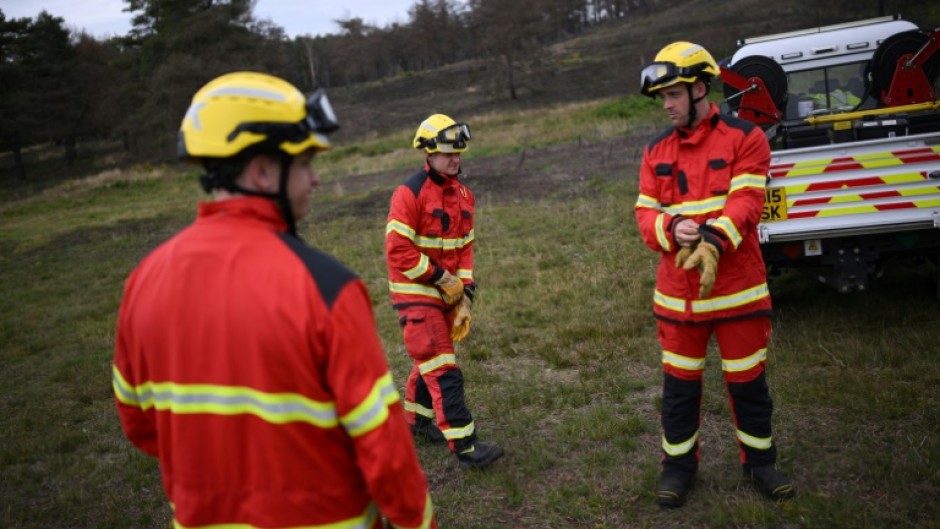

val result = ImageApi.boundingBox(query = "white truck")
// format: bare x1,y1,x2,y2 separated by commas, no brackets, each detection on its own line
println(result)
719,15,940,294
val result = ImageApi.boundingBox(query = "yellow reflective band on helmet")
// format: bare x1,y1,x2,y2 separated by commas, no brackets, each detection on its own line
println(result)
112,365,338,427
456,269,473,281
340,372,400,437
654,289,686,312
641,41,720,96
710,216,743,249
173,501,379,529
388,281,441,299
414,114,469,154
418,353,457,375
386,220,416,241
403,254,431,280
722,348,767,373
404,400,435,419
662,195,726,217
662,430,699,456
662,350,706,372
655,213,671,251
635,194,663,211
691,283,770,313
178,72,332,161
736,429,773,450
443,421,475,441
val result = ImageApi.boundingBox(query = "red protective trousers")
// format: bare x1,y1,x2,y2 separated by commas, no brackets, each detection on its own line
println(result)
399,306,475,453
657,317,777,476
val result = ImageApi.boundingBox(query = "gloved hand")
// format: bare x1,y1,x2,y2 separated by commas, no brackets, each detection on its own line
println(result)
434,271,464,306
675,244,695,269
450,296,472,342
682,242,720,298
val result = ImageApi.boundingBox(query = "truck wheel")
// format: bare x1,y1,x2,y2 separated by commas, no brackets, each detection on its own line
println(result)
723,55,789,115
870,30,940,104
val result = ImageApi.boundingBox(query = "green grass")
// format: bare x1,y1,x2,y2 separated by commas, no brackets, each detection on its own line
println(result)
2,97,940,528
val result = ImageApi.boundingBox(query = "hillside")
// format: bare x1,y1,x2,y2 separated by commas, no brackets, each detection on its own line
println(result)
329,0,937,140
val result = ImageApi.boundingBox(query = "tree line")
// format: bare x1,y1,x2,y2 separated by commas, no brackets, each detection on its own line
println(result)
0,0,658,180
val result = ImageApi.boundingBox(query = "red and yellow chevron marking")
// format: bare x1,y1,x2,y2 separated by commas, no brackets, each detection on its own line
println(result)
766,145,940,219
769,146,940,179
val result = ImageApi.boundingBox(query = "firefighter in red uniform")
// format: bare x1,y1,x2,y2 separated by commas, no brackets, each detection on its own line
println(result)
112,72,436,529
385,114,504,469
635,42,795,507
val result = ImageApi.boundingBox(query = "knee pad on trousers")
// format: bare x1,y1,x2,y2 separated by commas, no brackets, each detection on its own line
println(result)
727,372,774,440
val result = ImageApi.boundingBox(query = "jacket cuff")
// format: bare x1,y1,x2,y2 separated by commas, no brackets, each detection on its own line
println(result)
427,266,444,284
699,224,726,254
463,282,476,302
668,215,686,249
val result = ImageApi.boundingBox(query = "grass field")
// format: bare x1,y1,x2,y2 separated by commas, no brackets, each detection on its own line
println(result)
2,98,939,529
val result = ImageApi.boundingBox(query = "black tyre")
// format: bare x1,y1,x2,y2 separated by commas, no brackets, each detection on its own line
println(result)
722,55,789,114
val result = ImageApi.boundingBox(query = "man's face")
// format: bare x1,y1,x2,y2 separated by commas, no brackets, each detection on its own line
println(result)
657,84,691,128
428,152,461,177
285,149,319,220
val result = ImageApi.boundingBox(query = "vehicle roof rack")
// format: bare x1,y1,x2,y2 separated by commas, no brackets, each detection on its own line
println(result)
736,15,902,46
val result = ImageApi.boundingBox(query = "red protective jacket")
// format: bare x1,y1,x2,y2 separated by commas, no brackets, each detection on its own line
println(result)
635,104,772,324
113,197,435,529
386,164,475,309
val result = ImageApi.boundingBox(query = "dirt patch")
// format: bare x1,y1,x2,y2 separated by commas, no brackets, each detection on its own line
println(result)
309,131,654,223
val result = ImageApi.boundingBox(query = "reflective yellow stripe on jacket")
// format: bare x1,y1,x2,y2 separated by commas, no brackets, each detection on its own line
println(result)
415,231,474,250
654,283,770,315
388,281,441,300
386,220,474,251
172,501,380,529
113,366,399,437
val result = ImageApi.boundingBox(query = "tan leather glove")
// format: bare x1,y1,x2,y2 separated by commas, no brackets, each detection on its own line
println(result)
434,271,464,306
682,242,720,298
450,296,472,342
675,245,695,269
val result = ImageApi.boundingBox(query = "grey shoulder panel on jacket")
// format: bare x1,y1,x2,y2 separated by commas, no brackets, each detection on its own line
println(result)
277,233,358,309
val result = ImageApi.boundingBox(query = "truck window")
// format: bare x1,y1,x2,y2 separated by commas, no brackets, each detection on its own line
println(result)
786,62,867,118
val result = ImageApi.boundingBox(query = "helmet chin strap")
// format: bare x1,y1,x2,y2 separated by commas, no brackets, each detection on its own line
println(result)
205,152,298,237
686,82,708,129
275,155,298,237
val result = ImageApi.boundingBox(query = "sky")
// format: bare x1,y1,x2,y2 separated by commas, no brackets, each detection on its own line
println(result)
0,0,423,38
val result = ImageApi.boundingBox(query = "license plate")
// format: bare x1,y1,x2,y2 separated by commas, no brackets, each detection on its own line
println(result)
762,187,787,222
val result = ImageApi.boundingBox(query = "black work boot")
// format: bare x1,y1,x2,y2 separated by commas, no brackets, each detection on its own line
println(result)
656,472,695,508
410,419,446,445
746,465,795,501
456,440,504,470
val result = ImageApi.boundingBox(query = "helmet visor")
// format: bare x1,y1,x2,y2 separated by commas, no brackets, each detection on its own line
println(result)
226,89,340,150
304,89,339,134
640,61,710,95
640,62,681,94
437,123,471,149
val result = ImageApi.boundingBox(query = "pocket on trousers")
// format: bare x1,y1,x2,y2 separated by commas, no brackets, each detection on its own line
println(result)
402,309,438,361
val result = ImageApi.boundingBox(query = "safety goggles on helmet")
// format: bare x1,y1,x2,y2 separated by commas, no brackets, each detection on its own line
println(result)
419,123,471,151
225,88,340,151
639,61,709,96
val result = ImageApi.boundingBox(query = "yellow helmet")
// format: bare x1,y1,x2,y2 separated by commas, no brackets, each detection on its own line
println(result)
413,114,471,154
178,71,339,161
640,41,720,97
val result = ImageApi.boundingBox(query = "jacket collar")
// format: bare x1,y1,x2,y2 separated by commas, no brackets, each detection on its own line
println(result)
198,196,288,232
424,160,458,186
676,103,720,142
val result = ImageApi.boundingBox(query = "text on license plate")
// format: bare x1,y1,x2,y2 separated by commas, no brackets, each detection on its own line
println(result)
762,187,787,222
